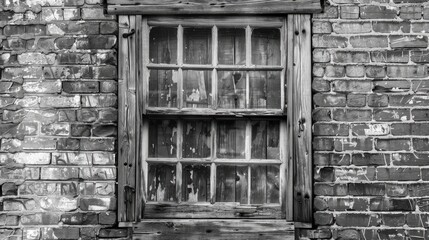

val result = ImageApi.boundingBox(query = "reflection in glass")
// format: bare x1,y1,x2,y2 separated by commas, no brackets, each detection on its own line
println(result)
149,69,178,108
216,165,248,203
148,164,176,202
149,27,177,64
217,120,246,159
252,28,281,65
182,164,210,202
249,71,281,109
218,71,246,109
183,120,211,158
148,119,177,158
251,165,279,204
251,121,280,159
183,70,212,108
218,28,246,65
184,28,212,64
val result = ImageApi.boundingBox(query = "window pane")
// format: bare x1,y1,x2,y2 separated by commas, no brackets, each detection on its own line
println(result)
251,28,281,65
217,71,246,109
251,165,279,204
218,28,245,65
184,28,212,64
148,119,177,158
149,69,178,107
251,120,280,159
182,164,210,202
183,70,212,108
149,27,177,64
217,120,246,159
183,120,211,158
216,165,248,204
148,163,176,202
249,71,281,109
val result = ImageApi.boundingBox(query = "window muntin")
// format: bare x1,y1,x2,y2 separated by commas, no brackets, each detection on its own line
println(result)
142,17,287,219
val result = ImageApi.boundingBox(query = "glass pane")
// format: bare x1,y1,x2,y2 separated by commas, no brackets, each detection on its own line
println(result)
249,71,281,109
184,28,212,64
251,28,281,65
217,71,246,109
149,27,177,64
251,121,280,159
217,120,246,159
183,120,211,158
216,165,248,204
218,28,245,65
182,164,210,202
148,119,177,158
251,165,279,204
183,70,212,108
148,164,176,202
149,69,178,107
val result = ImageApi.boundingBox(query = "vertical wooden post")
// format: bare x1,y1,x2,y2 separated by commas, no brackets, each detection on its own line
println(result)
287,14,312,227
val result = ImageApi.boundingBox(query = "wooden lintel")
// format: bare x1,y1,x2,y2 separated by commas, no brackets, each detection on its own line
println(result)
106,0,323,15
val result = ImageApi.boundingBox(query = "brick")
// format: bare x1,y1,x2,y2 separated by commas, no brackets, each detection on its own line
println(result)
360,5,398,19
58,110,76,122
382,214,406,227
99,109,118,122
313,123,349,136
77,109,98,122
401,6,422,19
77,36,117,49
313,49,330,63
313,93,346,107
79,167,116,180
374,109,410,121
349,183,385,196
417,198,429,211
367,94,388,107
393,153,429,166
27,38,56,51
312,65,324,77
21,213,61,225
313,109,331,122
375,139,411,151
44,66,93,79
93,153,115,165
23,80,61,93
314,183,348,196
1,168,40,180
19,182,78,196
372,21,410,33
100,81,117,93
42,228,80,240
312,35,348,48
313,6,338,19
347,94,366,107
377,167,420,181
3,38,26,51
312,21,332,34
411,23,429,34
80,138,115,151
411,50,429,63
39,196,78,211
47,22,99,35
57,138,80,150
373,80,410,93
314,153,350,166
100,21,118,34
70,124,91,137
56,53,92,65
3,66,43,79
371,50,409,63
391,35,428,48
366,66,386,78
314,212,333,225
390,123,411,135
390,95,429,106
63,81,100,93
340,6,359,19
350,36,388,48
41,167,79,180
55,37,76,49
386,184,408,197
81,95,117,107
41,123,70,136
98,228,128,238
93,66,117,79
81,8,114,20
412,109,429,121
61,213,98,225
327,197,368,211
99,212,116,225
407,214,429,227
332,51,369,63
351,124,389,136
40,96,80,108
2,183,18,196
92,125,117,137
313,138,334,151
335,213,380,227
334,138,373,151
408,183,429,196
414,138,429,151
333,109,372,122
312,79,329,92
80,197,116,211
370,198,416,211
345,66,365,78
333,80,371,92
52,153,92,165
332,22,372,34
64,8,80,20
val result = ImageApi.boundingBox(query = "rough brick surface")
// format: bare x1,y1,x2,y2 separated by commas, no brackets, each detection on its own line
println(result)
0,0,122,238
311,0,429,239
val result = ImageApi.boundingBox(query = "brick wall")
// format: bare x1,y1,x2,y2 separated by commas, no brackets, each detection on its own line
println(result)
309,0,429,239
0,0,124,239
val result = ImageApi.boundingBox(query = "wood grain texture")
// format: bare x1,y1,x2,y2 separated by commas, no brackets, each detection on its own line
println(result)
132,219,294,240
107,0,322,15
287,14,312,226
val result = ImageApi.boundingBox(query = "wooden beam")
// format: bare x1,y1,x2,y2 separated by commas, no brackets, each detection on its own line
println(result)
131,219,294,240
106,0,323,15
287,14,312,227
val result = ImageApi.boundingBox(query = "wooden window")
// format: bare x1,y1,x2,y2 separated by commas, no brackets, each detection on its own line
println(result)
117,13,313,236
140,17,288,219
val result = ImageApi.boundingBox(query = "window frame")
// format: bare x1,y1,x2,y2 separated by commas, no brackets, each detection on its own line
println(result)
117,14,312,230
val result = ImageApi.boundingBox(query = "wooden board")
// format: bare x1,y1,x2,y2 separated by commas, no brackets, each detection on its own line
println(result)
132,219,294,240
107,0,322,15
286,14,312,226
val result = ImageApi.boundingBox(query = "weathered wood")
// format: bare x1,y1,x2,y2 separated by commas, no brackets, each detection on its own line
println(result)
287,14,312,226
131,219,294,240
143,203,282,219
118,15,139,223
146,108,285,116
147,16,284,28
107,0,323,15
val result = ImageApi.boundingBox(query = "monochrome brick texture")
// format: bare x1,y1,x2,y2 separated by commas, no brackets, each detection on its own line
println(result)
0,0,122,239
308,0,429,239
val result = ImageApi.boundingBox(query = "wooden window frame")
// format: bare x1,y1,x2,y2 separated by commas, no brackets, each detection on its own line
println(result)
117,13,313,232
